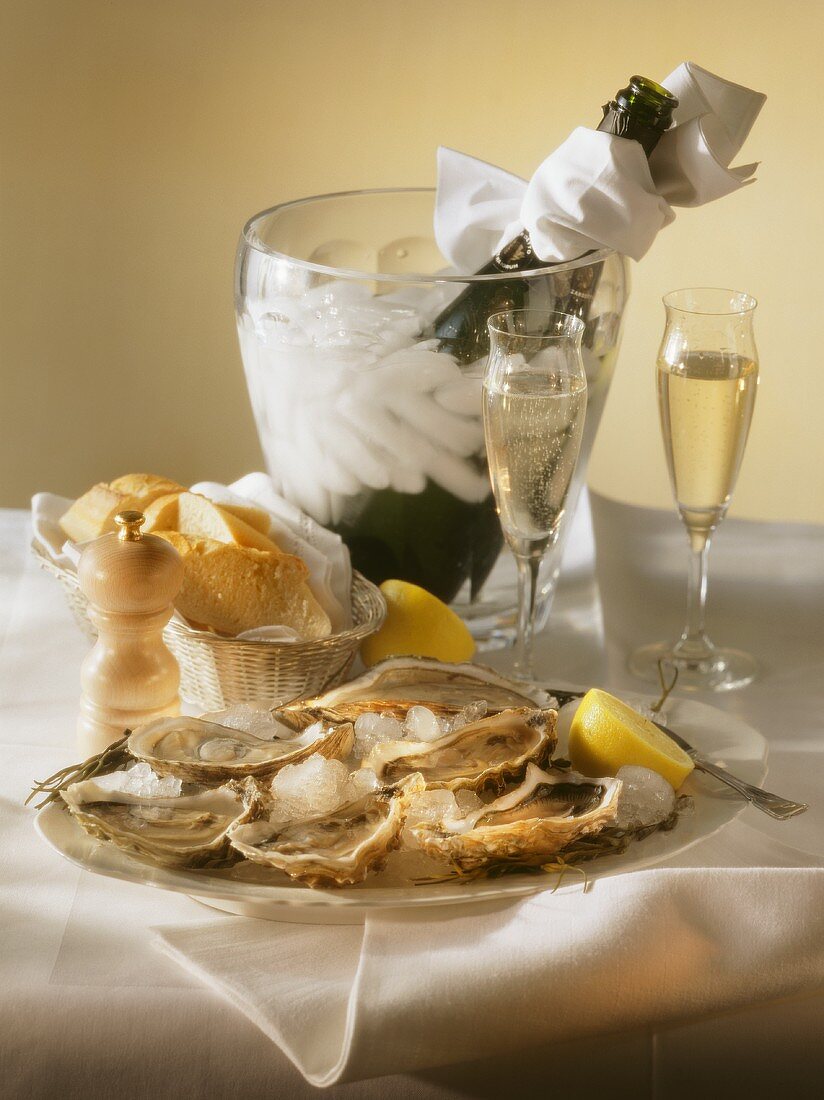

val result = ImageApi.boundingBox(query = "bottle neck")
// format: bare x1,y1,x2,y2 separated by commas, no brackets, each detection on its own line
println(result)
596,105,668,157
598,76,678,158
491,75,678,270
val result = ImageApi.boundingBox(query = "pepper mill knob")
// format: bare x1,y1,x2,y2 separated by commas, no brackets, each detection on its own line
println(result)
116,509,146,542
76,509,184,756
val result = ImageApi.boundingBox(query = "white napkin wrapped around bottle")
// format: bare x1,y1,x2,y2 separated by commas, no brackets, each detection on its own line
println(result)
435,62,767,269
30,472,352,638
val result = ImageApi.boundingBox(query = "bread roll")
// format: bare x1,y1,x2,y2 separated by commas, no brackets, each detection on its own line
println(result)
109,473,184,509
142,492,181,532
219,501,272,536
60,473,185,543
174,492,281,553
60,483,132,543
156,531,331,639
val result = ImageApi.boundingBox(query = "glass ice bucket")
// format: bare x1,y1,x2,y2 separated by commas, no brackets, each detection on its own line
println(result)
235,189,629,645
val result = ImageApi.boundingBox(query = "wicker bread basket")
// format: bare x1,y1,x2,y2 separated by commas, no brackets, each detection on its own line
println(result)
32,541,385,710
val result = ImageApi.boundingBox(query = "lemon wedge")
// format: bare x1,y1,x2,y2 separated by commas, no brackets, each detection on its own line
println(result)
568,688,694,790
361,580,476,667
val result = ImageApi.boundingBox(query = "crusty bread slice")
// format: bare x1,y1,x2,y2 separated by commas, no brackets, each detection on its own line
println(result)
156,531,332,639
219,501,273,537
143,492,275,543
142,492,182,533
173,492,281,553
109,473,184,509
60,483,133,543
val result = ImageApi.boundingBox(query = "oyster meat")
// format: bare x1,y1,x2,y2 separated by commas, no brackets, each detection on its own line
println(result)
61,769,253,869
228,773,425,887
275,657,548,730
413,763,623,873
365,708,555,792
127,715,354,784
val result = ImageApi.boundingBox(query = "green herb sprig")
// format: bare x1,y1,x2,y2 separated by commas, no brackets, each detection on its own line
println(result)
26,734,132,810
651,660,679,714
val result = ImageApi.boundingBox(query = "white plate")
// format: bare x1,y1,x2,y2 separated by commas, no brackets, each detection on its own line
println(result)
36,694,767,924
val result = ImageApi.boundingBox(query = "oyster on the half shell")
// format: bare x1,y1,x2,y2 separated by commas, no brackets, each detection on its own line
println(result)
413,763,623,873
227,772,425,887
365,708,556,793
60,772,254,869
127,715,354,784
274,658,547,730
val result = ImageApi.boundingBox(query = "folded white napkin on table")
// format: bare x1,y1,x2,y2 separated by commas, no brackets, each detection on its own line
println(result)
30,474,352,638
155,824,824,1087
436,62,767,269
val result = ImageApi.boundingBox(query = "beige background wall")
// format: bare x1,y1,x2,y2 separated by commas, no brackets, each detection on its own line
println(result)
2,0,821,522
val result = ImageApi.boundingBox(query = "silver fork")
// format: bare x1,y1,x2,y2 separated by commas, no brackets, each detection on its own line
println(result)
545,687,808,821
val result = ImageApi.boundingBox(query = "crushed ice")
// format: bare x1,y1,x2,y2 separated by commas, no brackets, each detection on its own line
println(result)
403,705,443,742
269,755,380,820
354,702,488,759
400,787,483,849
614,766,676,830
238,279,490,525
65,762,183,807
354,712,405,757
203,703,292,740
449,700,488,730
115,762,182,800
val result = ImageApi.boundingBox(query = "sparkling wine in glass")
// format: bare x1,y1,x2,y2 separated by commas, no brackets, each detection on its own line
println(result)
483,310,587,680
630,288,759,691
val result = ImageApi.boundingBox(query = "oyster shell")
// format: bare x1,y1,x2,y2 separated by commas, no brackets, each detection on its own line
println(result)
275,658,547,730
413,763,622,873
60,771,253,869
227,772,425,887
365,708,555,792
127,715,354,784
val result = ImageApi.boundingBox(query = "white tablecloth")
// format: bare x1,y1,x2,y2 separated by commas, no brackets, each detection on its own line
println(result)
2,497,823,1098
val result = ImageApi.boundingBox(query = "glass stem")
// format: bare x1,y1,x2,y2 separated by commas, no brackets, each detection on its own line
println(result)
675,531,713,660
513,552,541,680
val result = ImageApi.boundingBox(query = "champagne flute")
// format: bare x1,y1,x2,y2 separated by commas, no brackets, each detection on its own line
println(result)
630,288,759,691
483,309,588,681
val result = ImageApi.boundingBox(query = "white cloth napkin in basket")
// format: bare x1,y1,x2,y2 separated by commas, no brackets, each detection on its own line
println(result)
155,823,824,1087
436,61,767,269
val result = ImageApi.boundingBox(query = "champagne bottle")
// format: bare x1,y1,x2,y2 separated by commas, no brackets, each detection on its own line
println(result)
432,76,679,363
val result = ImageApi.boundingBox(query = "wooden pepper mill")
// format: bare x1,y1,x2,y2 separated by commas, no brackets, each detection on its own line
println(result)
77,510,184,756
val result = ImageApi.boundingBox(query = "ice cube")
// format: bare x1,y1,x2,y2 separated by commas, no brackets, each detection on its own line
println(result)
403,706,444,742
433,376,483,416
401,789,461,849
204,704,283,740
299,720,325,745
346,768,380,799
614,765,676,830
354,713,404,758
271,754,351,818
454,788,483,815
449,700,488,731
120,762,182,800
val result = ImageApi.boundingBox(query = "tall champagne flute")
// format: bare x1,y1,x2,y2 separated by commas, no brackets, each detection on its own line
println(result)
483,310,587,680
630,288,759,691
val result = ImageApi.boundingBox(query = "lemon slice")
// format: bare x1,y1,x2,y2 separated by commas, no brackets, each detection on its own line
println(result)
361,580,476,667
568,688,694,790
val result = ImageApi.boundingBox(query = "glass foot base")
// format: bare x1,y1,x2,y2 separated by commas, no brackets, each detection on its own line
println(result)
629,642,757,693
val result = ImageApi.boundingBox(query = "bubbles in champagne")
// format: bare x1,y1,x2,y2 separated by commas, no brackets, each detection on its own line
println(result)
657,352,758,537
483,374,587,551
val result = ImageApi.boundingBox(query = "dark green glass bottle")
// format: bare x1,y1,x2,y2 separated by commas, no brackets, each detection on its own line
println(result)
333,78,678,607
432,76,679,363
